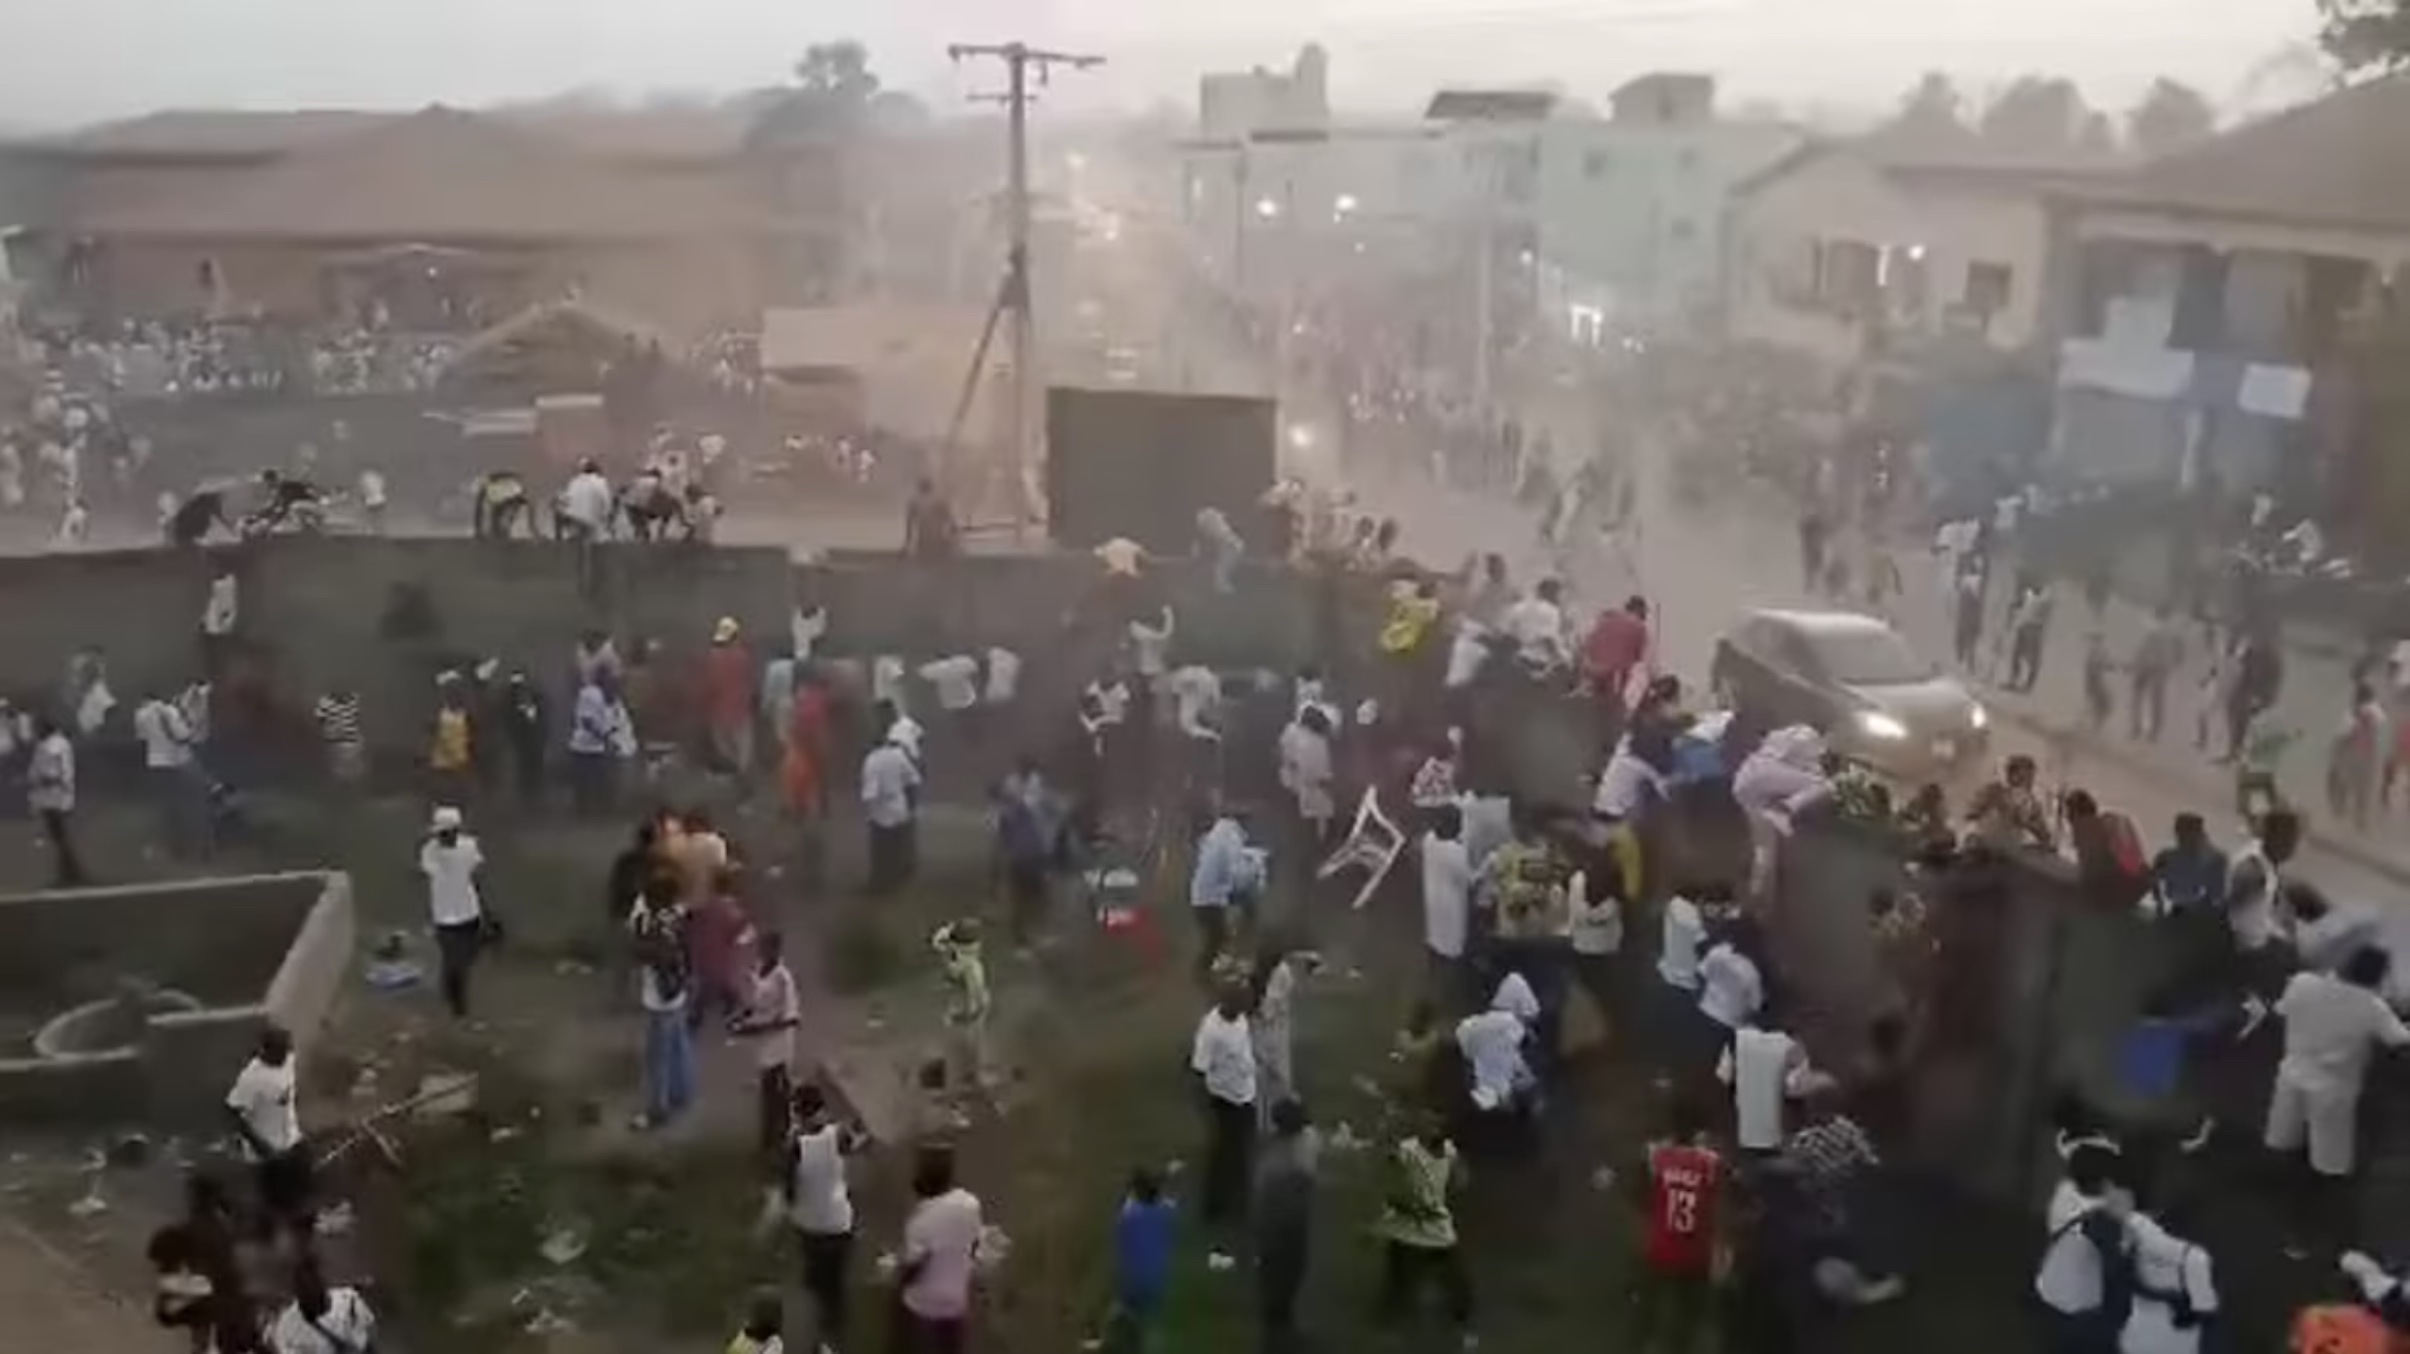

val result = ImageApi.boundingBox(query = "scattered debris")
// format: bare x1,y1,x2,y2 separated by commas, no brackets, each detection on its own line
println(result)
975,1224,1012,1270
105,1133,152,1169
1205,1250,1237,1272
410,1073,478,1120
66,1191,107,1219
1326,1122,1367,1154
1589,1166,1618,1192
539,1220,590,1267
316,1201,356,1236
365,959,423,990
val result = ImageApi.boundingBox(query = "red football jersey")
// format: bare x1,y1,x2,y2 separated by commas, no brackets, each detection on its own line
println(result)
1643,1142,1722,1273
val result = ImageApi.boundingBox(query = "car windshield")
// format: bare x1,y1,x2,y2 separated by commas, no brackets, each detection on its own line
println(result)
1803,626,1934,686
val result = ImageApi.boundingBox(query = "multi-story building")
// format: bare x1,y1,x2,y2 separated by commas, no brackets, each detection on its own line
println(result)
1531,74,1802,334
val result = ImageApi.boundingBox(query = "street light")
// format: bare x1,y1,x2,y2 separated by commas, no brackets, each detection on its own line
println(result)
1334,193,1360,215
1255,197,1281,220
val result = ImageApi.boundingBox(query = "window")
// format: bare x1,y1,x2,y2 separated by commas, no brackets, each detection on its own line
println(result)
1583,149,1613,180
1818,239,1882,312
1964,261,2013,315
1800,625,1934,686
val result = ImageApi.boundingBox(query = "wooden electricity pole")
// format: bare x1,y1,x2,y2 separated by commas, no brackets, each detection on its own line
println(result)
945,41,1102,537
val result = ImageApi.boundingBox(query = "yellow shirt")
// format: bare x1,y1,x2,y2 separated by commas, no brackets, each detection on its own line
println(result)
428,708,472,771
1379,594,1442,655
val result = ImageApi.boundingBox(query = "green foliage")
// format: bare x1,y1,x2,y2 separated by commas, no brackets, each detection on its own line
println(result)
2319,0,2410,74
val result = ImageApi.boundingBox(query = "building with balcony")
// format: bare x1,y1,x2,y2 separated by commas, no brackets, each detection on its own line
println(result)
2044,76,2410,505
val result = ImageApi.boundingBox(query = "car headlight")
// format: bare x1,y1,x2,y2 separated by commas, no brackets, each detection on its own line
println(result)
1857,710,1909,741
1968,703,1989,730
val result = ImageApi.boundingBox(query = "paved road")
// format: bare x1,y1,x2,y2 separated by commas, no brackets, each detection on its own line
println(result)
1351,439,2410,914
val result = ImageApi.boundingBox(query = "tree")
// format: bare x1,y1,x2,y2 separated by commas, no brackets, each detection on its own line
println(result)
1978,75,2096,151
749,40,887,145
2318,0,2410,75
796,40,881,105
1889,71,1969,139
2125,78,2218,155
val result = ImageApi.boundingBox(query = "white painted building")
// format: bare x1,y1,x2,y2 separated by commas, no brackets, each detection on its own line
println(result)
1724,138,2120,369
1531,74,1802,332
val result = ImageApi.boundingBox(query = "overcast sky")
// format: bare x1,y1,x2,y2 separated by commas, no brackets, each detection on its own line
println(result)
0,0,2320,128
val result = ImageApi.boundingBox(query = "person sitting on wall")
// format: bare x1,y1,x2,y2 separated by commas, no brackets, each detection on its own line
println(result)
618,465,680,541
167,484,233,547
243,468,322,536
474,469,533,539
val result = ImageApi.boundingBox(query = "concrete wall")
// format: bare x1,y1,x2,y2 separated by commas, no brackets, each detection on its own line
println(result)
0,871,352,1130
1772,824,2158,1206
0,536,798,751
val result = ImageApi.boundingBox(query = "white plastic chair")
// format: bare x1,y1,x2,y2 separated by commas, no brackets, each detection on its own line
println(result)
1318,785,1407,912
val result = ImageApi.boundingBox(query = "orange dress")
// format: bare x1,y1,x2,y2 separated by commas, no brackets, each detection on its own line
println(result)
780,687,832,819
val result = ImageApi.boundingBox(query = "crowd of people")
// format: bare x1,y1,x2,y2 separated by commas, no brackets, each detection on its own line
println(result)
12,280,2410,1354
45,451,2401,1351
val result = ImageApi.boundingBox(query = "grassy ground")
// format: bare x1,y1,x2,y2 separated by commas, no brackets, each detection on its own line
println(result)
0,773,2068,1354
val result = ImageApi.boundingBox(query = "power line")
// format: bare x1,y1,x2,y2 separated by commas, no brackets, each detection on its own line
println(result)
944,41,1103,538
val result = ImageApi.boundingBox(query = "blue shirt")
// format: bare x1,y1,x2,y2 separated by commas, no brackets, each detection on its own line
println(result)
1189,818,1255,909
1114,1197,1176,1307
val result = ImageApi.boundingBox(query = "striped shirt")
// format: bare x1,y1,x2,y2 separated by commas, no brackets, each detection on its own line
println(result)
314,693,363,748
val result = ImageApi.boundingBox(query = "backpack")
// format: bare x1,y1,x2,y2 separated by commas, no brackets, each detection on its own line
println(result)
2048,1204,2136,1329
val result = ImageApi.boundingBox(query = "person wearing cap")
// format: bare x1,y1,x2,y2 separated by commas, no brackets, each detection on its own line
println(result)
704,616,757,782
420,806,489,1019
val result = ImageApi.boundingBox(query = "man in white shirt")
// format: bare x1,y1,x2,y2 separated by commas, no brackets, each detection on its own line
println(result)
1277,706,1337,848
1717,1018,1813,1153
2122,1206,2217,1354
1697,932,1765,1032
791,603,829,666
1456,979,1536,1113
919,654,982,748
1420,805,1475,992
861,727,922,896
1657,891,1706,993
268,1262,376,1354
1128,606,1175,691
226,1024,309,1226
419,806,487,1019
134,688,209,859
786,1083,861,1349
201,568,239,644
1191,987,1259,1253
1502,578,1572,674
1444,620,1492,695
356,467,389,533
26,716,85,887
2263,946,2410,1179
983,646,1022,708
1189,807,1262,980
734,931,802,1156
2034,1143,2130,1349
897,1147,984,1348
872,695,924,769
1592,737,1666,821
566,674,634,816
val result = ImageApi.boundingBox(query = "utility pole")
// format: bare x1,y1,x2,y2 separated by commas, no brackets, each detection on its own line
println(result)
947,41,1102,537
